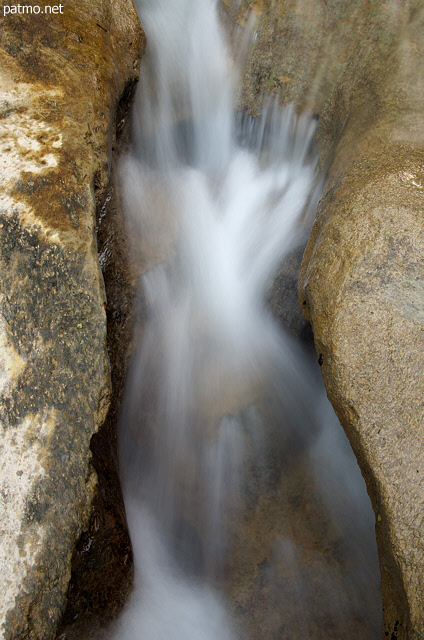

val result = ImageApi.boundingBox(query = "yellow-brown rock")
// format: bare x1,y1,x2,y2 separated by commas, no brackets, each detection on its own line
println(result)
0,2,144,639
301,144,424,640
225,0,424,637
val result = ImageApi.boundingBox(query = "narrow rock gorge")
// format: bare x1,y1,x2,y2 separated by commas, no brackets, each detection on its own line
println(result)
0,1,423,639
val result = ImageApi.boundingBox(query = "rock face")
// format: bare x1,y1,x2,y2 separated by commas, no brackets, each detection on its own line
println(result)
226,0,424,637
301,145,424,640
0,2,144,639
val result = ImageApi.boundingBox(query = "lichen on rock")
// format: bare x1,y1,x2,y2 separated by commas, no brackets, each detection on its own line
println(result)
0,1,145,638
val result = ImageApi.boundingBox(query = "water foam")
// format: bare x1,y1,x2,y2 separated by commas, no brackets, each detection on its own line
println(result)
110,0,381,638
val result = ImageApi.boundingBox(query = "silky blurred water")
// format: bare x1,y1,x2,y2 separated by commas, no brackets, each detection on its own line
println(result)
108,1,381,638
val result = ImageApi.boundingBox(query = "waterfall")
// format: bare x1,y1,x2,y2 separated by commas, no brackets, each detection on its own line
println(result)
107,1,381,638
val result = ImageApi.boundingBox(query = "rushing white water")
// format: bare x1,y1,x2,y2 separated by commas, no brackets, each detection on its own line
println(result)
109,1,381,638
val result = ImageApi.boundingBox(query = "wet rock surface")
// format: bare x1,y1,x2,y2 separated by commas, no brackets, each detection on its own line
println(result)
227,455,380,640
223,0,424,637
0,2,144,638
270,245,314,345
55,173,143,640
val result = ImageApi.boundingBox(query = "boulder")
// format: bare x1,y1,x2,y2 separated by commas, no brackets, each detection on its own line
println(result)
301,142,424,640
0,2,144,639
226,0,424,637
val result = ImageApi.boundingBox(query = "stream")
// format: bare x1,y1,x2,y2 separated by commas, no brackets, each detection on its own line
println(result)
107,1,382,638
